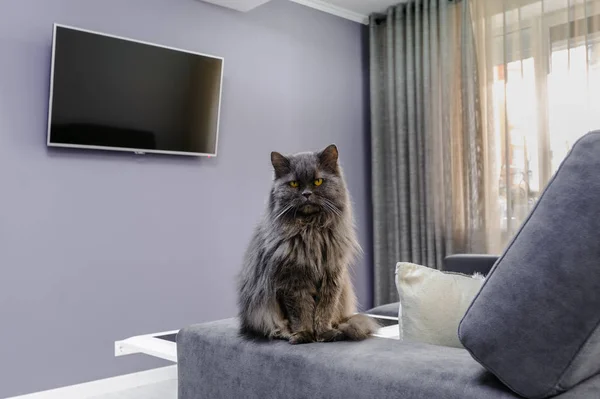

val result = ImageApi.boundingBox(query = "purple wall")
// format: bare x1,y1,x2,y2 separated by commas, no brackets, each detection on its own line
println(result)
0,0,371,396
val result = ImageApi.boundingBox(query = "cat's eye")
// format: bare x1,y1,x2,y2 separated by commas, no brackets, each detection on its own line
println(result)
314,178,324,186
289,181,299,188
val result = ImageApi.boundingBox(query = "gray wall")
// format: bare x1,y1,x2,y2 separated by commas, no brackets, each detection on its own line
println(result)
0,0,371,396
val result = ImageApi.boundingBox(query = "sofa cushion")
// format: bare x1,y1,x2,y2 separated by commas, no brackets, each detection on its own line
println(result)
396,262,484,348
177,318,523,399
458,131,600,399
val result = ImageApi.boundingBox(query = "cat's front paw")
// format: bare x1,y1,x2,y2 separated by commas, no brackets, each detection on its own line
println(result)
314,320,333,337
316,328,344,342
288,330,314,345
271,327,292,340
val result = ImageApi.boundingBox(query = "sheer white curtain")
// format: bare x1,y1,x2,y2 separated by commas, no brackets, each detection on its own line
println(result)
471,0,600,253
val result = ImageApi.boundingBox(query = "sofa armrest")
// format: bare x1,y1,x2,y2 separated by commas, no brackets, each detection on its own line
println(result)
443,254,498,276
364,302,399,318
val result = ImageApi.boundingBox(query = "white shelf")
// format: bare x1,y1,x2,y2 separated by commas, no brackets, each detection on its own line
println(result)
115,330,179,363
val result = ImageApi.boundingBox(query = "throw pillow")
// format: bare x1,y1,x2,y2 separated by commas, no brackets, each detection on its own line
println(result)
395,262,484,348
458,131,600,399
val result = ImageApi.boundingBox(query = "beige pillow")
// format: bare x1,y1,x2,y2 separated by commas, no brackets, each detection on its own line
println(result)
395,262,484,348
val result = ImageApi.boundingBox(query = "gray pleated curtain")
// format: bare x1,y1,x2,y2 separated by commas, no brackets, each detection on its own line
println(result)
370,0,487,306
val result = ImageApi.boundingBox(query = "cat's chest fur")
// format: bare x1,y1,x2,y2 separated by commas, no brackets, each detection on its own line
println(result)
276,224,349,280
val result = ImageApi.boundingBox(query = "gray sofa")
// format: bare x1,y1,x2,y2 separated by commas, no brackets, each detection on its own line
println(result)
177,319,600,399
178,132,600,398
177,255,600,399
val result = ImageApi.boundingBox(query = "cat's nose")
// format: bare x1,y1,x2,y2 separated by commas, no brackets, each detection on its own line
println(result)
302,191,312,199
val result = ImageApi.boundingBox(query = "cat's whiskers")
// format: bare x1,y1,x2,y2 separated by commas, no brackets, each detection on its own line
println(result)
274,204,293,221
322,199,342,217
327,205,341,218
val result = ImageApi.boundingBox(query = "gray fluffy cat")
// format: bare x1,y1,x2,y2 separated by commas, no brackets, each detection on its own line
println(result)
237,144,379,344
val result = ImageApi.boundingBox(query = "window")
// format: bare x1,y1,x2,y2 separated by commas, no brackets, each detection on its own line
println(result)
490,0,600,243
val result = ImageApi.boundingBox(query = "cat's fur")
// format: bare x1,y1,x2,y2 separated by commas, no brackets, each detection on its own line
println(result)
237,144,379,344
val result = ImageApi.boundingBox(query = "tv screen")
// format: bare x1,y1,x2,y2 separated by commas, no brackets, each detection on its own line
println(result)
47,24,224,157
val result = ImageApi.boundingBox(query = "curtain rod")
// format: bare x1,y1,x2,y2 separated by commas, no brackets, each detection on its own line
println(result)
371,0,461,25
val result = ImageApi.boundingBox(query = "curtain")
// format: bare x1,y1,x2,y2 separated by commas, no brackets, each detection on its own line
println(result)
370,0,488,306
370,0,600,305
470,0,600,254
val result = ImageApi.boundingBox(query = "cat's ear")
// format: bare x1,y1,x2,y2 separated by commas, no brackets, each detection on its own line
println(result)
318,144,339,174
271,151,291,179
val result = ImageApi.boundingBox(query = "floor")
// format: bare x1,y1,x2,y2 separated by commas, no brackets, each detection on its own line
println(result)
90,380,176,399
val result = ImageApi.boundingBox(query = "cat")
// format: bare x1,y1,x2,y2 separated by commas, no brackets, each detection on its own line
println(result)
237,144,379,344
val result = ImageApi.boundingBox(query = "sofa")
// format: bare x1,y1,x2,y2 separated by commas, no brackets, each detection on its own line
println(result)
176,255,600,399
177,131,600,398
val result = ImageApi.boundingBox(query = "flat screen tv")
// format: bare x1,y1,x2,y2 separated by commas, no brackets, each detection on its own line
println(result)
47,24,224,157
